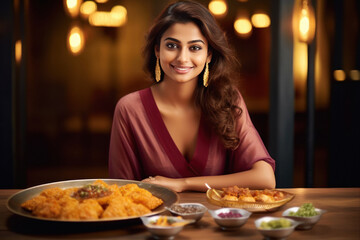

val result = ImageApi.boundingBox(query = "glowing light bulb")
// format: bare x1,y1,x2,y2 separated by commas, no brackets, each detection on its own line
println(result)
67,26,84,55
208,0,227,16
296,0,315,43
15,40,22,64
234,18,252,35
80,1,97,18
64,0,82,17
251,13,271,28
333,70,346,81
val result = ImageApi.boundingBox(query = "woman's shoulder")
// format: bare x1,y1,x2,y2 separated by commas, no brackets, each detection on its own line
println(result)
115,88,149,113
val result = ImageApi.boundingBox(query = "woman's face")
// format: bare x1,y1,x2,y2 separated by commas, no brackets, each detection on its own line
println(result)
155,22,211,85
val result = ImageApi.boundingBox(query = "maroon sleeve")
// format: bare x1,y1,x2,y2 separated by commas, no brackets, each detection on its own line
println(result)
229,92,275,172
108,96,143,180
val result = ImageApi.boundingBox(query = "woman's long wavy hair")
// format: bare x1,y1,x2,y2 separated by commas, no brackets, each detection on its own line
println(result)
143,0,242,149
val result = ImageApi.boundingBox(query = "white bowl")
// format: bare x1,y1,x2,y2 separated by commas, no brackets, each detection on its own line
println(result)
166,203,207,222
255,216,300,239
208,208,252,230
141,215,194,239
282,206,326,230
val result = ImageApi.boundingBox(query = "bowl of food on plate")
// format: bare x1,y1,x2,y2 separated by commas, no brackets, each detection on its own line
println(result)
282,203,326,230
141,215,194,239
208,208,252,230
166,203,207,222
255,216,300,239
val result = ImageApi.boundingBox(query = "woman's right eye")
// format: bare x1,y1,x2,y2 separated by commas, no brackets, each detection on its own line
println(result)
166,43,178,49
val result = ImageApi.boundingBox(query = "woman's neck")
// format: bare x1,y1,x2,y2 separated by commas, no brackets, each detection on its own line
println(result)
152,79,198,109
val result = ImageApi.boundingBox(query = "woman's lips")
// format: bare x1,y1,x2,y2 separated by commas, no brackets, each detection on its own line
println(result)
172,65,193,74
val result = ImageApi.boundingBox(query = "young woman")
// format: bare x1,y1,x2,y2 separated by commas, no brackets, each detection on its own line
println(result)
108,0,276,192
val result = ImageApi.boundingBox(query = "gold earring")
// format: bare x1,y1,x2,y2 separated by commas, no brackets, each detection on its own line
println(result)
155,57,161,82
203,62,209,87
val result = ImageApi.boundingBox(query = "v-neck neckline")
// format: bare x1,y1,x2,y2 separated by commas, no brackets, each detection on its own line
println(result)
140,88,210,177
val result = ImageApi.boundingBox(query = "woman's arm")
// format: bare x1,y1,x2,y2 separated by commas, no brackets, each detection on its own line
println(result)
142,160,275,192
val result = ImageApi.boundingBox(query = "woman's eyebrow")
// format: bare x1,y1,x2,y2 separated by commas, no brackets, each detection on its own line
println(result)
164,37,205,44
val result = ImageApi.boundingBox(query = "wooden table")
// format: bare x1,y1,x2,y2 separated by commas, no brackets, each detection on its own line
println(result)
1,188,359,239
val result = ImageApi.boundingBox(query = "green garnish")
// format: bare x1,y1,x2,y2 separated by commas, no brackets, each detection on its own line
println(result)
289,203,319,217
260,218,292,229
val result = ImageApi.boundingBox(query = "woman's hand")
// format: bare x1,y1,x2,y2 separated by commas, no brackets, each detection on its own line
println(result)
142,176,185,192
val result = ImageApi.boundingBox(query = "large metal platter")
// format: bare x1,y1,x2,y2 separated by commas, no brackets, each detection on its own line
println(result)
7,179,179,222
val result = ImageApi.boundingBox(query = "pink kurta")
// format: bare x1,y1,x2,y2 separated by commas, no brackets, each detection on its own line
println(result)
108,87,275,180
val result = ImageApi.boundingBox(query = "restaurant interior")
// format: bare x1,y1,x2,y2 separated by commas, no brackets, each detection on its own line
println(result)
1,0,359,189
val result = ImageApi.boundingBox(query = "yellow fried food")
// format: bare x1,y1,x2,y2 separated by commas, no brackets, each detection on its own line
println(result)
221,186,285,203
78,199,103,220
150,216,185,227
59,195,80,220
40,187,65,200
32,198,62,219
127,191,163,210
96,184,120,206
123,197,151,216
21,195,47,211
21,181,164,220
119,184,163,210
102,196,128,218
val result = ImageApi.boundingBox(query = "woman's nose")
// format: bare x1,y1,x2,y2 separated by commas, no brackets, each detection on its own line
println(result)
177,48,189,62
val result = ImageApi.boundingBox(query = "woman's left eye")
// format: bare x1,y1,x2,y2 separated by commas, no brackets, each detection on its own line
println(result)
190,46,202,51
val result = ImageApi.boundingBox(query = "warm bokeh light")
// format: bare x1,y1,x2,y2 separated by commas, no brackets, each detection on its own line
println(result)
95,0,107,3
208,0,227,16
67,26,85,55
349,70,360,81
89,7,127,27
15,40,22,64
251,13,271,28
234,18,252,36
296,0,316,43
299,9,310,35
111,5,127,25
64,0,82,18
333,70,346,81
293,40,308,111
80,1,97,18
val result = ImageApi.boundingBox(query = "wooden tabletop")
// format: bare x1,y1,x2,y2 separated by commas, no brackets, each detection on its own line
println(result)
1,188,359,239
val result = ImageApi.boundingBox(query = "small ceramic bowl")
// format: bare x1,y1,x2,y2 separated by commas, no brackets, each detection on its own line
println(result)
255,216,300,240
141,215,194,240
166,203,207,222
282,206,326,230
208,208,252,230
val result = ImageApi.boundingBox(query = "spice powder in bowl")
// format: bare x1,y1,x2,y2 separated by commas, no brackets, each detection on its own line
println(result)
167,203,207,222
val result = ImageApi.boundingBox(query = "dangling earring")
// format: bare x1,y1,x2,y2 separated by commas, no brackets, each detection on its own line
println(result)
155,57,161,82
203,62,209,87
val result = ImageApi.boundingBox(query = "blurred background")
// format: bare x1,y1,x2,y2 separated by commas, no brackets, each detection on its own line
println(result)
1,0,359,188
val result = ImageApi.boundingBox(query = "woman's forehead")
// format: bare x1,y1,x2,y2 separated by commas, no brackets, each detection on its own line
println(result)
161,22,207,44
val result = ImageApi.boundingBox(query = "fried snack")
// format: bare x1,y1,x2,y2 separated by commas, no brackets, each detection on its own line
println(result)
78,199,103,220
32,198,62,218
123,197,152,216
21,180,164,220
221,186,285,203
21,195,47,211
40,187,65,200
119,184,163,210
150,216,185,227
102,196,128,218
59,196,80,220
